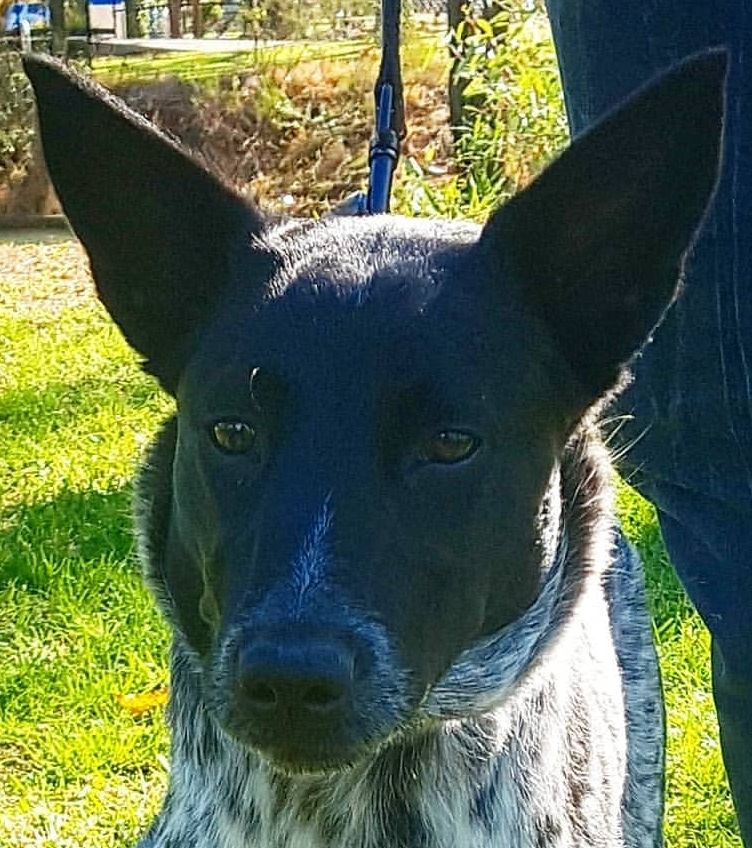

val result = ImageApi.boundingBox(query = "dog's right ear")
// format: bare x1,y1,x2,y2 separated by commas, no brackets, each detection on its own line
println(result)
481,50,726,408
25,56,266,393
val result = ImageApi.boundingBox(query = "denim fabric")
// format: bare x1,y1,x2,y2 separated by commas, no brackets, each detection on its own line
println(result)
543,1,752,841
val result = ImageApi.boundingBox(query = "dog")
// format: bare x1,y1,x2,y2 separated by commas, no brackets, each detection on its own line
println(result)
25,50,725,847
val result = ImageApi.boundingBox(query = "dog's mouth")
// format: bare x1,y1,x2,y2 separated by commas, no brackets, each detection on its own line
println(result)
238,729,365,775
218,698,421,775
207,653,427,775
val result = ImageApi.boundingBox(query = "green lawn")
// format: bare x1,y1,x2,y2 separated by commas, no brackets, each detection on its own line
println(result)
0,234,742,846
90,39,374,86
88,29,444,88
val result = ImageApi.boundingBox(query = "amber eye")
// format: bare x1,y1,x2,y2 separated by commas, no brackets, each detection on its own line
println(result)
211,421,257,454
420,430,480,465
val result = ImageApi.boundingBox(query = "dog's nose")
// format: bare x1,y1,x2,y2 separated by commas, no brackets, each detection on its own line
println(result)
238,639,355,718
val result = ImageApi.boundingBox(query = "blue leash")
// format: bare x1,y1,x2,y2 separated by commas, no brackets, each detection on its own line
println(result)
339,0,405,215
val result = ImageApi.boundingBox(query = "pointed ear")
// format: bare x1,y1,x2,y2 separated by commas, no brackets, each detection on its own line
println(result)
482,50,726,401
24,55,266,393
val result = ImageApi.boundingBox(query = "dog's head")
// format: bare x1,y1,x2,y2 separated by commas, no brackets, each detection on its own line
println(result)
26,53,724,773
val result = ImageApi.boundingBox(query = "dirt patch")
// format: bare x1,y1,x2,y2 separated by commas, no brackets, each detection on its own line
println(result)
0,239,93,318
115,56,452,215
2,54,453,218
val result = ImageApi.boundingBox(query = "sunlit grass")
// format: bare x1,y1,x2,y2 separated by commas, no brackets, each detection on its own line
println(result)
0,239,171,847
89,28,445,88
0,235,742,846
616,484,742,846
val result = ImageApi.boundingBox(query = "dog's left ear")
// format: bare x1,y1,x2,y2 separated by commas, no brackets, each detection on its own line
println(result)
25,55,266,394
482,50,726,402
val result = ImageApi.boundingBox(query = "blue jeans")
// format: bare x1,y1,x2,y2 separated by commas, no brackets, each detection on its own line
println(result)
543,1,752,841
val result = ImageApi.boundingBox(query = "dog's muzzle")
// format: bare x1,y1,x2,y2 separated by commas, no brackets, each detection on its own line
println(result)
216,620,410,772
239,635,355,721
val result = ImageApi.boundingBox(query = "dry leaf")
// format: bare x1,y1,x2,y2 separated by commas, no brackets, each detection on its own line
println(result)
115,686,169,716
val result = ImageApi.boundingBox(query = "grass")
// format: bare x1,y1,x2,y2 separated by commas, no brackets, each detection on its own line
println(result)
90,39,377,86
0,233,743,847
88,28,445,88
617,486,742,845
0,11,743,838
0,237,172,847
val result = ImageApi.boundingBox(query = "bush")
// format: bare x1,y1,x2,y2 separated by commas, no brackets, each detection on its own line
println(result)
0,51,35,184
397,0,568,220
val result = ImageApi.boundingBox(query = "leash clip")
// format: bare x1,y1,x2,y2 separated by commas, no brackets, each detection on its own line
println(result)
326,0,404,218
366,82,401,214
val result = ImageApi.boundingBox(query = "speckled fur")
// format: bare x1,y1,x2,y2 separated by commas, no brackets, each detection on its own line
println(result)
27,51,727,848
134,423,663,848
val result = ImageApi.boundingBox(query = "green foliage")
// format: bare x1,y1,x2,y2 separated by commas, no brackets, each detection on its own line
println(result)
395,1,568,220
454,2,568,200
63,0,89,34
0,52,35,182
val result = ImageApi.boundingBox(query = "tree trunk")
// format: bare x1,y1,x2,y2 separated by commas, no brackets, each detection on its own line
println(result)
48,0,65,54
192,0,203,37
168,0,182,37
447,0,464,131
125,0,139,36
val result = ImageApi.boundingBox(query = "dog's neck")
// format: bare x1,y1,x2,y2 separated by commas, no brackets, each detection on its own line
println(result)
142,429,615,848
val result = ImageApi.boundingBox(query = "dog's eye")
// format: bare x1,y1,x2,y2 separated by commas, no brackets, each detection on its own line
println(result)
420,431,480,465
211,421,257,454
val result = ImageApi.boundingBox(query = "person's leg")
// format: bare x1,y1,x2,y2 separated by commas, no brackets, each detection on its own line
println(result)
653,486,752,841
713,636,752,843
543,0,752,841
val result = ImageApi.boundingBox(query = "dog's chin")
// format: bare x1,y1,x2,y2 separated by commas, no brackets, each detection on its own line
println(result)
258,747,360,777
221,710,426,777
226,727,369,776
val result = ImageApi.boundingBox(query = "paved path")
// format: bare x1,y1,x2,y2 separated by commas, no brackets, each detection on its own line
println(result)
71,16,442,56
0,228,72,244
76,35,288,55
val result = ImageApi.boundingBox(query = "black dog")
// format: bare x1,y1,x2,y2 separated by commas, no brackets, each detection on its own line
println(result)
26,51,724,847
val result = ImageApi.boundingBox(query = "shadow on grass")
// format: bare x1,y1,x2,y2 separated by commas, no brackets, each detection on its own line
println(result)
617,483,698,638
1,466,695,643
0,486,137,591
0,376,158,437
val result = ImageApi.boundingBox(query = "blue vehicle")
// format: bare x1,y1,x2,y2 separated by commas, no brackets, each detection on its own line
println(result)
4,2,50,32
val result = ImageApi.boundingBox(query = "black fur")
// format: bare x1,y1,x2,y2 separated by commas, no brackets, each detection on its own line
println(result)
25,50,725,846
